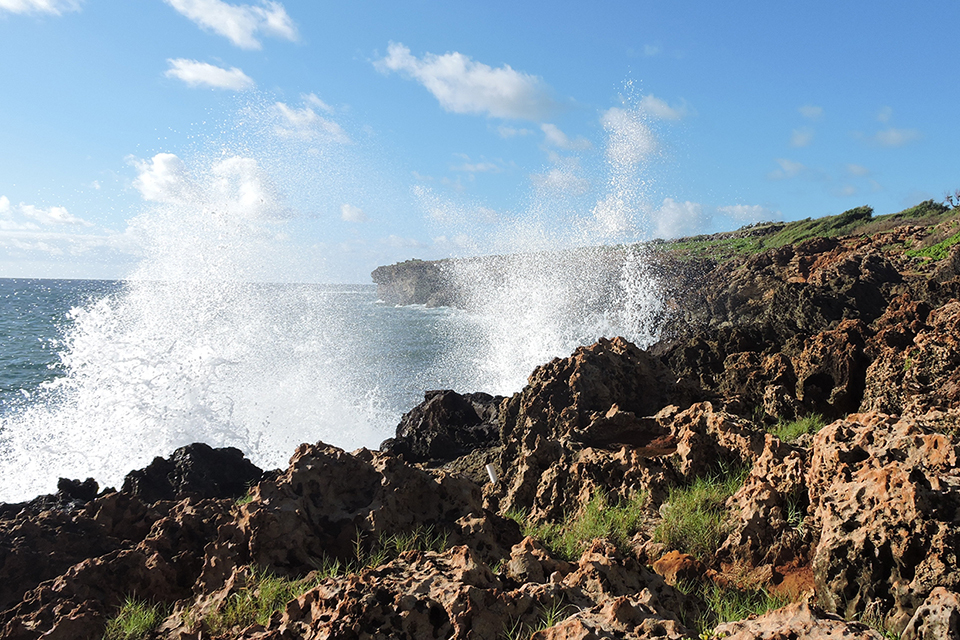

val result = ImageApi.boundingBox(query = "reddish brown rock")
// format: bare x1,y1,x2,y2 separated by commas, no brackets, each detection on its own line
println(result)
808,414,960,632
902,587,960,640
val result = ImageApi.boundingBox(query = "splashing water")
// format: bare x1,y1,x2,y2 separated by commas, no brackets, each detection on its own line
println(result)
439,96,666,393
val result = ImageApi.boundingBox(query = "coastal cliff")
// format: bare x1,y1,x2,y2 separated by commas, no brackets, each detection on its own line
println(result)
4,200,960,639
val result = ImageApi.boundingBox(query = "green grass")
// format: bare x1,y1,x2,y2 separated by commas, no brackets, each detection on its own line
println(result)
505,491,647,562
653,463,750,561
681,580,790,636
906,229,960,260
102,598,165,640
501,598,573,639
769,414,825,443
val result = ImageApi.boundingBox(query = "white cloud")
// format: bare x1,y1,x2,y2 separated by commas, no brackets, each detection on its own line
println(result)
131,153,196,203
20,203,92,226
497,125,533,138
717,204,781,223
540,123,591,150
846,164,870,177
639,94,690,121
600,107,657,168
643,44,661,56
303,93,334,113
163,0,297,50
0,196,9,213
384,234,426,249
0,0,81,15
452,161,500,173
165,59,254,90
798,105,823,120
768,158,806,180
653,198,706,238
374,42,555,120
877,106,893,123
790,127,814,147
273,101,350,143
872,127,921,147
530,167,590,195
340,203,367,222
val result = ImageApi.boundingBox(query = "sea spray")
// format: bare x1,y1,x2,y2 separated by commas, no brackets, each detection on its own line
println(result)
434,93,667,394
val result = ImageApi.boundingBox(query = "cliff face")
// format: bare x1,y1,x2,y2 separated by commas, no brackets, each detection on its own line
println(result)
370,259,457,307
5,203,960,639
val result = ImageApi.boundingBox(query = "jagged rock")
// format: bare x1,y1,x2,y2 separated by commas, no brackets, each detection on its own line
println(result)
381,390,503,463
664,402,768,480
122,442,263,503
530,596,690,639
713,601,886,639
862,299,960,430
716,434,810,574
202,442,520,587
794,319,868,417
507,536,573,585
902,587,960,640
496,337,697,521
808,413,960,632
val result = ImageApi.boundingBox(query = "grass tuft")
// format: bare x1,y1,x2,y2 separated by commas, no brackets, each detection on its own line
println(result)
506,490,647,562
102,597,165,640
654,462,750,561
770,414,825,443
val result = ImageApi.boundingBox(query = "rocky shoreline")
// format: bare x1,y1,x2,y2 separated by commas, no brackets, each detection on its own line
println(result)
4,202,960,638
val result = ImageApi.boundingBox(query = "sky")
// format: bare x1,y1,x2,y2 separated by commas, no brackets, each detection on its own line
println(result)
1,0,958,282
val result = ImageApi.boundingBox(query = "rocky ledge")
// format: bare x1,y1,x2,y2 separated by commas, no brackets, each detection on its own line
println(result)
4,204,960,639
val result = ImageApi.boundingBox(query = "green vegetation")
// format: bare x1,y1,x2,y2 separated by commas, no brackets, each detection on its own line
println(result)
203,524,451,633
501,599,573,640
906,229,960,260
102,598,165,640
658,200,958,264
505,490,647,562
769,414,825,443
679,580,790,637
654,463,750,561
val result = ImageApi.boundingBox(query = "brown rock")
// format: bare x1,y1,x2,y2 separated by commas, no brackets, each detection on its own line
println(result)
713,601,886,639
902,587,960,640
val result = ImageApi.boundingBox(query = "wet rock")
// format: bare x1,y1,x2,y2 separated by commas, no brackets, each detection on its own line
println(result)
713,601,886,639
122,442,263,503
381,389,503,463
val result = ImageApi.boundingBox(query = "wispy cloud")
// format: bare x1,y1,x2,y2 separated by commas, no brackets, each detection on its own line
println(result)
798,105,823,120
163,0,297,50
0,196,92,227
653,198,706,239
640,94,691,121
0,0,81,15
165,59,255,90
846,164,870,177
340,203,367,222
273,100,350,143
790,127,814,147
768,158,806,180
374,42,556,121
717,204,781,223
540,123,591,150
497,125,533,138
871,127,921,148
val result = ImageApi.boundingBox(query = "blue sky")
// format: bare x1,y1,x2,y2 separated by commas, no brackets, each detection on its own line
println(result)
1,0,957,282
